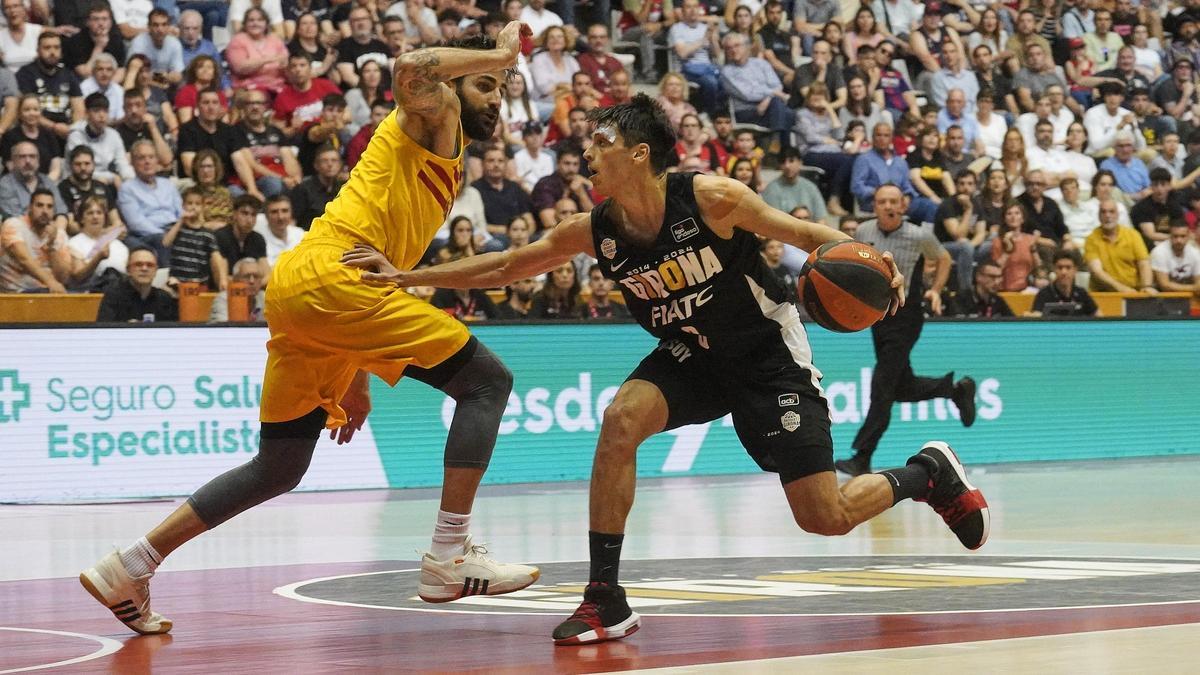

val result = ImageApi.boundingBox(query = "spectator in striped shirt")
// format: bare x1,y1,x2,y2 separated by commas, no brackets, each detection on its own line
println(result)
163,187,226,292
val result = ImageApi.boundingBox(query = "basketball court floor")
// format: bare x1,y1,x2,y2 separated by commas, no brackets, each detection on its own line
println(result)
2,455,1198,673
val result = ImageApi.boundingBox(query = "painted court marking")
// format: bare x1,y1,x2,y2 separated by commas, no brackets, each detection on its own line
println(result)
0,627,123,674
272,554,1200,618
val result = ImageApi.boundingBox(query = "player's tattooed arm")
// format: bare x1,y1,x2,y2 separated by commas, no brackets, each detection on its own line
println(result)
393,50,446,116
392,21,531,116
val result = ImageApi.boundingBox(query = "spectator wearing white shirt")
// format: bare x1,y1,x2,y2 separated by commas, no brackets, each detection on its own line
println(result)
67,194,128,290
1084,82,1144,156
528,25,579,113
1016,85,1073,147
974,89,1008,160
254,194,305,265
1057,121,1098,199
432,185,494,255
1150,222,1200,293
386,0,440,48
519,0,563,42
1026,120,1072,190
0,0,41,73
109,0,154,39
65,93,134,186
871,0,923,42
513,121,555,192
79,53,125,120
1057,176,1096,244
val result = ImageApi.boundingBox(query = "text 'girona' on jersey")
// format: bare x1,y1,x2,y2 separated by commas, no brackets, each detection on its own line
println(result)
589,173,795,356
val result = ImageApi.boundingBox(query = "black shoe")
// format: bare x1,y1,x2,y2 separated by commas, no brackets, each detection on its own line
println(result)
952,377,977,427
834,452,871,476
909,441,990,550
552,582,641,646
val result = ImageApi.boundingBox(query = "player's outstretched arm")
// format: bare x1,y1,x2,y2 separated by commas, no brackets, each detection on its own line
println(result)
341,213,596,289
392,21,530,118
694,174,905,312
693,174,849,251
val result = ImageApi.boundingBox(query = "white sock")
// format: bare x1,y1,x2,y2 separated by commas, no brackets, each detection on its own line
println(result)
119,537,163,578
431,510,470,559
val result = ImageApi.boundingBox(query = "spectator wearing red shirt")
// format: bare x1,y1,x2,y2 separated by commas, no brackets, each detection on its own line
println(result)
673,112,727,174
347,101,394,170
273,54,341,136
577,24,626,95
174,55,228,126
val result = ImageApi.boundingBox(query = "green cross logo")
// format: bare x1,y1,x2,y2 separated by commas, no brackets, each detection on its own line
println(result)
0,370,31,423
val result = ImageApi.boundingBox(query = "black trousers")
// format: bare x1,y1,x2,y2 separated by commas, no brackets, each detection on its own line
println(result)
851,309,954,459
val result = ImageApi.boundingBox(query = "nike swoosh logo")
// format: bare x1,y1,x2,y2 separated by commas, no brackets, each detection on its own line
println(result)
610,258,628,271
603,543,621,549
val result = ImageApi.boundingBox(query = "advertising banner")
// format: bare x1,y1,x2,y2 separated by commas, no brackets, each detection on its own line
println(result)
0,327,387,503
1,321,1196,502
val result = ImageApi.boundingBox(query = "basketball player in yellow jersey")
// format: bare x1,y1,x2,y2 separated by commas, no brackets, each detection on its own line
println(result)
80,25,540,636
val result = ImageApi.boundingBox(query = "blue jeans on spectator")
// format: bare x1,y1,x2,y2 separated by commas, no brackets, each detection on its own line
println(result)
230,176,287,199
907,196,938,225
802,151,854,209
554,0,574,26
942,239,976,291
178,0,228,40
127,231,170,267
622,25,667,80
733,98,795,139
681,61,723,117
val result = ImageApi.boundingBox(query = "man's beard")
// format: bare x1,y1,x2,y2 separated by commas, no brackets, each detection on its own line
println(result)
514,288,533,302
461,105,498,141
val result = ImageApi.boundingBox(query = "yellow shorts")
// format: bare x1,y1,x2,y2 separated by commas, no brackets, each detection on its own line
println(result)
259,239,470,428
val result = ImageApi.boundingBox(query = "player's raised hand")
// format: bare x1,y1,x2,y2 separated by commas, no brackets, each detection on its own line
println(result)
881,251,905,315
341,244,406,285
497,21,532,63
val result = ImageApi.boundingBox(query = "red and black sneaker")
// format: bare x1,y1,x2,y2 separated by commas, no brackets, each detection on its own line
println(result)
552,582,641,646
910,441,990,550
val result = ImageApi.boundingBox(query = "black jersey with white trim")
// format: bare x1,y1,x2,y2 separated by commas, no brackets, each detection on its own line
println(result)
589,172,796,356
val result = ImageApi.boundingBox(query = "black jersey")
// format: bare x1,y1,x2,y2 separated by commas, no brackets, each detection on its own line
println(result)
590,172,796,356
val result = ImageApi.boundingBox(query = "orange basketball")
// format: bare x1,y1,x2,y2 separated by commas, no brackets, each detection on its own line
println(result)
796,241,893,333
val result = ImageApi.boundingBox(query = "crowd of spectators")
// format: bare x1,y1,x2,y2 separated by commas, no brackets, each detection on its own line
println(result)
0,0,1197,324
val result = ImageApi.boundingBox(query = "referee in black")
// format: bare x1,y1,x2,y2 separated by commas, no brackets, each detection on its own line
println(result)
836,184,977,476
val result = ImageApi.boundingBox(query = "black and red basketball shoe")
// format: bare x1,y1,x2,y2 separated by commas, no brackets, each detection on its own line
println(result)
552,582,641,646
910,441,990,550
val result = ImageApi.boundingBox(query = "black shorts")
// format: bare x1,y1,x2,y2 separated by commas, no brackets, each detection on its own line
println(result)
627,322,834,484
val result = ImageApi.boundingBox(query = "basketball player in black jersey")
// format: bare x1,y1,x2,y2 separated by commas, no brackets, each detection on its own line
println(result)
341,95,991,646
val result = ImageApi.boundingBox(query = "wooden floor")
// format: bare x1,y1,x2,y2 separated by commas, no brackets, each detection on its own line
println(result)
2,456,1199,673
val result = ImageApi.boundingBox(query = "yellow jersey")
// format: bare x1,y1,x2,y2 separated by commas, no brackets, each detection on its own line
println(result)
306,108,465,271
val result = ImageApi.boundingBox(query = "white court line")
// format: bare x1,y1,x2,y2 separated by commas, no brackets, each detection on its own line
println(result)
0,627,122,674
271,554,1200,618
608,622,1200,674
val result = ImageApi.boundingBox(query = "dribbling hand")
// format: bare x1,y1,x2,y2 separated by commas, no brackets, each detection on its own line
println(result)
341,244,406,285
881,251,905,315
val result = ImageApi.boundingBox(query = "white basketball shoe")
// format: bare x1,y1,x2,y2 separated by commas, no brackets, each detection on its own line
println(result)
418,535,540,603
80,551,173,635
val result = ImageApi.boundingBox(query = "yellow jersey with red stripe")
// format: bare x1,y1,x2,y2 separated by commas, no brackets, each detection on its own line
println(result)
259,109,473,427
304,108,464,270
